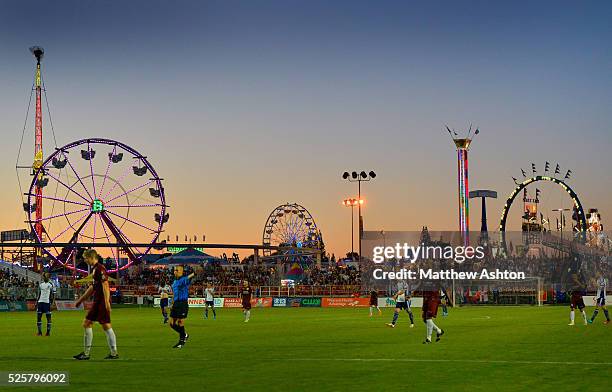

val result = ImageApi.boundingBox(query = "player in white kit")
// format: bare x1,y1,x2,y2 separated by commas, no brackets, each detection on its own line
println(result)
588,274,610,325
36,273,56,336
386,289,415,328
204,283,216,320
159,281,172,323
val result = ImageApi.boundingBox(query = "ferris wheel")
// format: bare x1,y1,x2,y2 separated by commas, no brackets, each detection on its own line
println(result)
25,138,168,273
262,203,321,258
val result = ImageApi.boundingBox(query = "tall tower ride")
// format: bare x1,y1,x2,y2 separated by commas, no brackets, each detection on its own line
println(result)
30,46,45,258
447,126,479,246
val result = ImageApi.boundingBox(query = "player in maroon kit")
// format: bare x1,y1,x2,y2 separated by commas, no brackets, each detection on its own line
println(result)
73,249,118,360
241,280,252,322
422,290,444,344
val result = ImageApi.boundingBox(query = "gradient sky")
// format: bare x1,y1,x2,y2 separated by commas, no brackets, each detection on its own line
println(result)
0,0,610,258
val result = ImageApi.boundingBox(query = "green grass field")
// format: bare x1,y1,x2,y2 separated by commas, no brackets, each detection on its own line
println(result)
0,306,610,391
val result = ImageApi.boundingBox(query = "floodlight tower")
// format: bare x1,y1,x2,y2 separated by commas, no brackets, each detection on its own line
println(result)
447,126,479,246
30,46,45,254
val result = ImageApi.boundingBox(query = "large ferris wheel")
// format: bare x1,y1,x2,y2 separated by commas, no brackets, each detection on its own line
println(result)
25,138,168,273
262,203,321,259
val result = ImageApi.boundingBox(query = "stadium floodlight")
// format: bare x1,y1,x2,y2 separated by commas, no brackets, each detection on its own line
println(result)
341,169,377,261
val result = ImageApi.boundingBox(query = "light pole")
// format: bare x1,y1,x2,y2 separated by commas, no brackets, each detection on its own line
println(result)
342,198,363,261
342,171,376,261
552,208,571,256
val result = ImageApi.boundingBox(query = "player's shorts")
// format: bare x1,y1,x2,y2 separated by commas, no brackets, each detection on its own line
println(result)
369,298,377,306
37,302,51,314
160,298,169,308
395,301,409,310
570,293,585,310
242,300,252,310
86,301,111,324
596,296,605,307
205,300,214,307
170,300,189,319
422,298,440,320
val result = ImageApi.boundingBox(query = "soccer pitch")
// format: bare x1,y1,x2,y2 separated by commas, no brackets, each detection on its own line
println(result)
0,306,609,391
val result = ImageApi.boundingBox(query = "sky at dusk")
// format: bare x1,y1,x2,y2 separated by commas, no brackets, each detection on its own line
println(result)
0,1,610,258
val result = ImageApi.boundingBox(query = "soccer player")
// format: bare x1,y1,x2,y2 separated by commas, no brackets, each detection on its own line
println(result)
73,249,118,360
588,273,609,325
241,280,252,322
36,273,55,336
440,287,449,317
204,283,216,320
386,289,414,328
369,289,381,317
422,290,444,344
568,270,588,326
169,265,195,348
159,279,172,324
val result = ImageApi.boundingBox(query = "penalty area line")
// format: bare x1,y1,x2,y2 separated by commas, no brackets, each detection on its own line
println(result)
275,358,612,366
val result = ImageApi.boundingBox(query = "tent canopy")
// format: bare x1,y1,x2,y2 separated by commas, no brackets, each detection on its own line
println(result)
152,248,227,266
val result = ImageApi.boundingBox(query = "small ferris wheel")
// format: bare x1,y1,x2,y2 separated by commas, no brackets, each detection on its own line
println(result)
262,202,321,258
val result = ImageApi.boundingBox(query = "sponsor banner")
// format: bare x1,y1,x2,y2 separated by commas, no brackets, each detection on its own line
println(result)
299,297,322,307
0,301,9,312
277,297,323,308
55,301,84,311
224,297,273,308
378,297,423,308
253,297,273,308
321,297,370,307
12,301,28,311
223,297,244,308
153,297,225,308
273,297,288,307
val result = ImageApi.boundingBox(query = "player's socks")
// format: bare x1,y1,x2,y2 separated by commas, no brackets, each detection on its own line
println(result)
369,306,373,316
377,307,382,315
604,309,610,322
104,328,118,356
37,312,43,335
425,319,434,340
205,308,208,319
84,327,93,356
246,310,251,321
407,310,414,325
170,323,180,334
591,309,599,322
212,308,216,319
391,312,399,325
581,310,588,325
569,310,575,325
46,314,51,335
178,326,186,342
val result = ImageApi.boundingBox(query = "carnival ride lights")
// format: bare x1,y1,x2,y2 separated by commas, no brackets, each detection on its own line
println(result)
262,203,321,258
25,138,169,273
